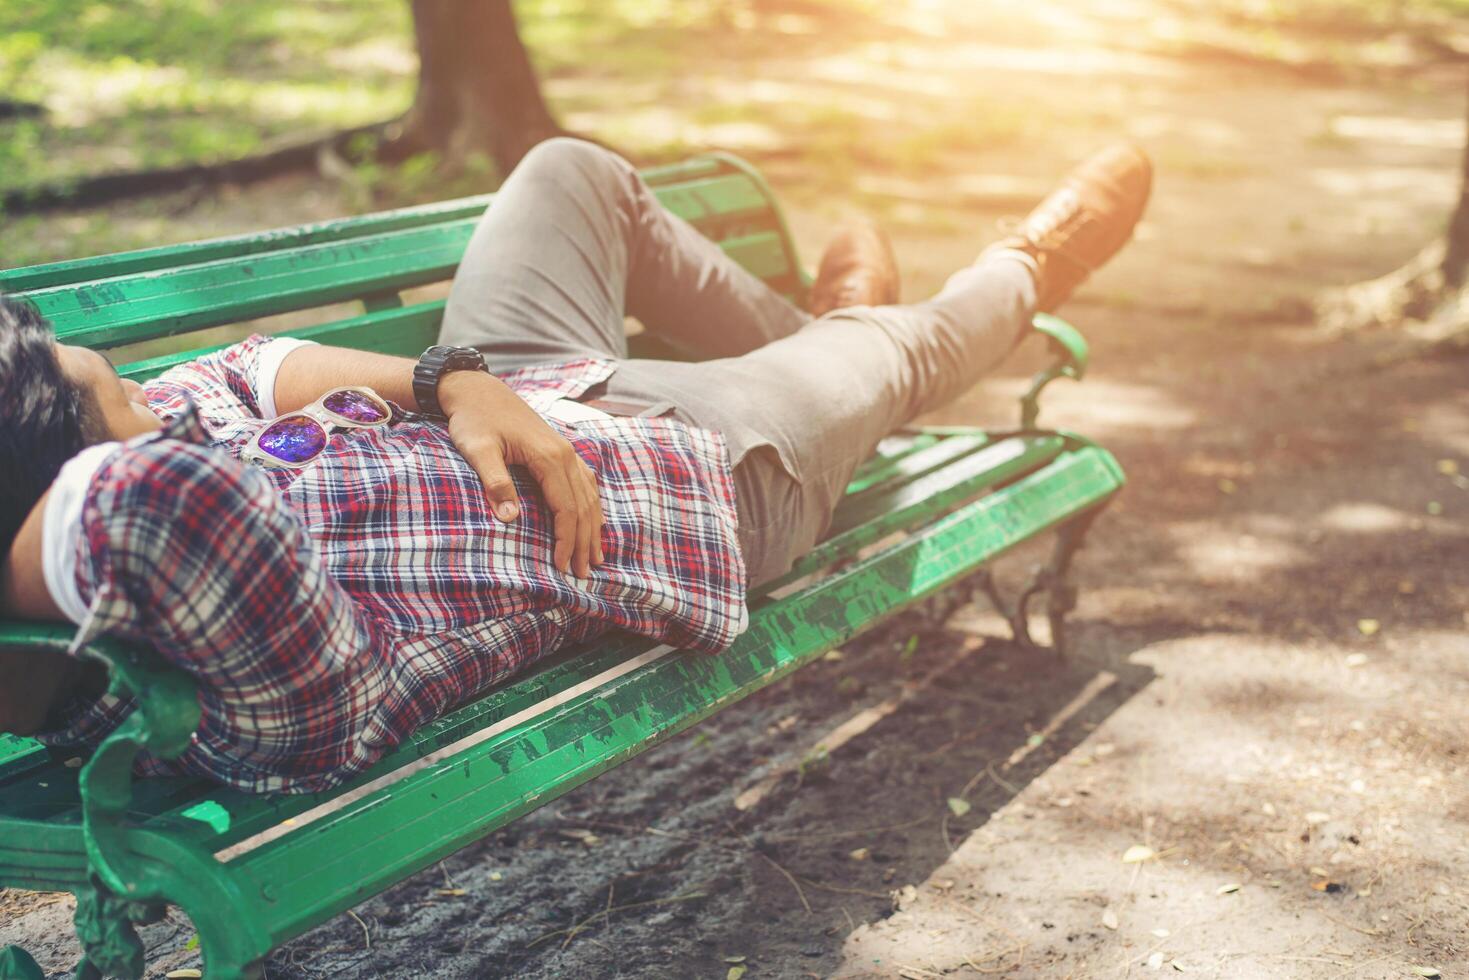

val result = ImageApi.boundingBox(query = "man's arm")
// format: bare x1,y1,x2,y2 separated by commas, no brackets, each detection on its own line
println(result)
271,345,605,578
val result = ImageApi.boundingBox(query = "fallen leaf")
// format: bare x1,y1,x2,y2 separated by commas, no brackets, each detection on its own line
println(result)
1261,802,1277,816
1217,478,1238,495
1412,967,1442,979
947,797,972,817
1216,883,1241,895
489,871,504,882
1309,866,1330,877
1427,501,1443,516
1094,743,1116,757
1345,653,1369,668
727,966,748,980
1102,908,1119,930
822,650,844,662
900,634,920,662
1147,951,1165,970
1122,845,1157,864
1398,580,1417,595
1437,459,1459,475
723,955,747,964
435,888,467,897
849,847,871,861
1356,619,1380,637
1305,812,1331,826
166,972,203,980
1151,928,1171,938
1171,960,1188,972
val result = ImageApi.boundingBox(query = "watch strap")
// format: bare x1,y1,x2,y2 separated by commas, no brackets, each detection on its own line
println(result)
413,345,487,418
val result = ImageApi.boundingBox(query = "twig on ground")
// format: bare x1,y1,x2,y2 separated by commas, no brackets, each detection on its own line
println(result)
761,853,813,914
934,894,1026,965
763,815,932,843
347,910,372,951
790,872,890,901
1322,953,1401,980
965,942,1028,974
526,891,707,949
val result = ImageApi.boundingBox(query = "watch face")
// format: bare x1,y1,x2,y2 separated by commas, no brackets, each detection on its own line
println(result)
447,349,485,369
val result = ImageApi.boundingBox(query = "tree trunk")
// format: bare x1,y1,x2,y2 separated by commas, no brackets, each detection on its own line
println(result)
1314,72,1469,333
1441,76,1469,288
393,0,564,172
1,0,565,214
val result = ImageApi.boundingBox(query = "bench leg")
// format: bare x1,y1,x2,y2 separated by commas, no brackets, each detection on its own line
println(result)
71,877,167,980
971,508,1100,657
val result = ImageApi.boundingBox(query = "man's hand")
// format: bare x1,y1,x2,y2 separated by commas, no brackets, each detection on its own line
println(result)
439,372,605,577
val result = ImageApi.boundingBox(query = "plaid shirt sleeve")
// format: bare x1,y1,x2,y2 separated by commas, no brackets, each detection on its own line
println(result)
67,425,392,789
142,334,307,427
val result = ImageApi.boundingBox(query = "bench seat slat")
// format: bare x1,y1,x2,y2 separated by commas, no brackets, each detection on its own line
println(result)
846,433,941,492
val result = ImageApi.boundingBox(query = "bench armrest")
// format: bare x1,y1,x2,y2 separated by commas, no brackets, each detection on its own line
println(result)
0,623,199,760
1019,313,1090,429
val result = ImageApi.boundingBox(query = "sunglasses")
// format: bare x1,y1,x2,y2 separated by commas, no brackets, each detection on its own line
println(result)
241,386,392,469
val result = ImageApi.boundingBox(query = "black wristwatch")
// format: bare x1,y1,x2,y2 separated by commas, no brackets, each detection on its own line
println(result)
413,345,489,418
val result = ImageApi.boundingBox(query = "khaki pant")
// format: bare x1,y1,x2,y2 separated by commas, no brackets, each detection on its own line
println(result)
439,138,1035,584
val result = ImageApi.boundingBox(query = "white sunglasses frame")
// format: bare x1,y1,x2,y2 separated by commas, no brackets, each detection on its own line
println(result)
240,386,393,469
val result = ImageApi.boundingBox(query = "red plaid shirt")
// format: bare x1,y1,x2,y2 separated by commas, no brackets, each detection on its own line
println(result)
38,336,747,793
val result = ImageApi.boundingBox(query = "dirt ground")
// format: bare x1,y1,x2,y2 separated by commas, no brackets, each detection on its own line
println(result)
3,1,1468,977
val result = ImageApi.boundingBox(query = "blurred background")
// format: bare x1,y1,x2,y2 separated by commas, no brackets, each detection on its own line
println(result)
3,2,1469,978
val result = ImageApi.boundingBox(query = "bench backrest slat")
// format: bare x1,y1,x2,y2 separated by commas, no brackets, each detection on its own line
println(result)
0,156,732,294
6,158,803,358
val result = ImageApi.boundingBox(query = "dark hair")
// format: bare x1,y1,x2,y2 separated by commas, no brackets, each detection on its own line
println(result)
0,295,98,558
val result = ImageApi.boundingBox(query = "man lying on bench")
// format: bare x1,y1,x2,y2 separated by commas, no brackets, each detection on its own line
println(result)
0,139,1150,794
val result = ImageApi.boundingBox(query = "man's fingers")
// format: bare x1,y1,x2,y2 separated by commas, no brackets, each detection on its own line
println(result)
583,463,606,567
532,460,579,574
552,507,576,574
467,442,520,522
575,471,595,578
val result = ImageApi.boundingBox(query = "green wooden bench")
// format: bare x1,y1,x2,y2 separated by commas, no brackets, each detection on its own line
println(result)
0,153,1123,980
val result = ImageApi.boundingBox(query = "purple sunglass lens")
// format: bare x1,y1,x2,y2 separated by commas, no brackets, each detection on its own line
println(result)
322,389,389,424
257,415,328,464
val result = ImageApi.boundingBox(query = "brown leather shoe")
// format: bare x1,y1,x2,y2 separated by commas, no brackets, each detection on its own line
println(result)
809,219,900,316
987,142,1153,311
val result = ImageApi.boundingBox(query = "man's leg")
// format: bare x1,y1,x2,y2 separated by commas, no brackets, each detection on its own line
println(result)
697,141,1154,584
439,138,809,369
710,254,1040,584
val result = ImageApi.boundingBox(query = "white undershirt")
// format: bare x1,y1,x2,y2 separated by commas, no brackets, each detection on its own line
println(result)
41,441,122,625
255,337,318,418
